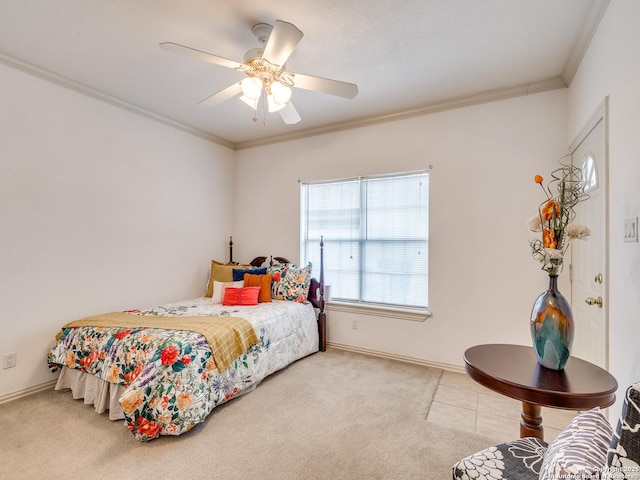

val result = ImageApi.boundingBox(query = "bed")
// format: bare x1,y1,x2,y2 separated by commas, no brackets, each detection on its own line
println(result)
47,238,326,441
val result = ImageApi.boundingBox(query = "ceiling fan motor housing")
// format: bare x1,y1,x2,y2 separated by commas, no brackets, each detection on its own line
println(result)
243,47,264,64
252,23,273,45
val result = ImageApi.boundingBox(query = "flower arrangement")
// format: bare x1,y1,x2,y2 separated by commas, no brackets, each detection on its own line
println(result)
528,162,590,276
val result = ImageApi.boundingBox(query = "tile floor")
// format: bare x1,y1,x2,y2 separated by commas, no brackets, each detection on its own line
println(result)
427,370,578,444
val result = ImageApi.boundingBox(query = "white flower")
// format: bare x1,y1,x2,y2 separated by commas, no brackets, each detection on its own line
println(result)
456,446,505,480
534,248,563,263
565,224,591,240
546,248,563,260
527,214,543,232
508,437,547,474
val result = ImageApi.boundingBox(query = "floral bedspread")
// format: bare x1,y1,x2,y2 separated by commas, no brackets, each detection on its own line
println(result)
47,298,319,441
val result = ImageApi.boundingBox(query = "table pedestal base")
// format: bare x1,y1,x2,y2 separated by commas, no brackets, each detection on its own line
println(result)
520,402,543,440
464,344,617,442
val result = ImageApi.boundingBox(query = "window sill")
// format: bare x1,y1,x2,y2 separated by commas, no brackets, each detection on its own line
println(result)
325,301,432,322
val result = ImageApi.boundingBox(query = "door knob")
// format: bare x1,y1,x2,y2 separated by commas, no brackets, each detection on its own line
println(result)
585,296,603,308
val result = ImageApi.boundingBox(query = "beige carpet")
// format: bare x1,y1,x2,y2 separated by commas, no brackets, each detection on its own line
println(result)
0,349,498,480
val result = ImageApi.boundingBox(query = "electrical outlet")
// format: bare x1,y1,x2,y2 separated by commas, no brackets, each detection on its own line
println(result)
351,318,358,330
3,352,16,369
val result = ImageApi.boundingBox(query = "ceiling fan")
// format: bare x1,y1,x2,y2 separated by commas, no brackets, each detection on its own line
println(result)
160,20,358,125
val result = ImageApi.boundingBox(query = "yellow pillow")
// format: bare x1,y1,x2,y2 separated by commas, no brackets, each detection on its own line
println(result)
204,260,250,297
244,273,273,303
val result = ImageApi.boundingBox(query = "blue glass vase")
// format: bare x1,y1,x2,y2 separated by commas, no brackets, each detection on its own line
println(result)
530,275,574,370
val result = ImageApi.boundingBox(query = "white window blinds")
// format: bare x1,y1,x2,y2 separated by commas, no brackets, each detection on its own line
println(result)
301,171,429,310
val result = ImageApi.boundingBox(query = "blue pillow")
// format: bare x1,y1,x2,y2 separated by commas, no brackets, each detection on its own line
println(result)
232,267,267,282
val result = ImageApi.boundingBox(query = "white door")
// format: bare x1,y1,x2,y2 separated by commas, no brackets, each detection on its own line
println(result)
570,114,607,368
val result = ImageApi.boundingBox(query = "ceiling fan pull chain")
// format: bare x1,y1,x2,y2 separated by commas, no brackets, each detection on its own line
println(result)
263,94,268,125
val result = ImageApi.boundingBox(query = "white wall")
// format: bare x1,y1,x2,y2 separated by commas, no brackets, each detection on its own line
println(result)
567,0,640,414
234,89,568,369
7,2,634,403
0,63,235,397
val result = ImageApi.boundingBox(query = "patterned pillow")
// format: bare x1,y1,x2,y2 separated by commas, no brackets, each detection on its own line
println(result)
606,383,640,479
267,264,288,298
268,263,312,302
539,407,613,480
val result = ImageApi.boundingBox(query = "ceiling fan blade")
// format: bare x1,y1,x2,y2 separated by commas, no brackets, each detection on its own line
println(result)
279,102,301,125
291,72,358,99
262,20,303,66
160,42,243,70
198,82,243,107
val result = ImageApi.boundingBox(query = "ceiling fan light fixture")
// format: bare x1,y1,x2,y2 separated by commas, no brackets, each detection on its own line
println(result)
270,81,292,105
240,77,262,100
161,19,358,126
239,94,258,111
267,94,287,113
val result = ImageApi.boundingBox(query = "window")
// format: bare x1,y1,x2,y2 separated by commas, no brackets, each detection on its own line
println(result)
580,153,598,193
301,171,429,310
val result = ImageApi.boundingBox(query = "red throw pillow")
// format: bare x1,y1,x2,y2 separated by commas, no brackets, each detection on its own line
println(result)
222,286,261,306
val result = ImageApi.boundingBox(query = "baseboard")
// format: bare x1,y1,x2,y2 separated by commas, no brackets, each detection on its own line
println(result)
0,379,58,405
327,342,466,374
0,349,463,405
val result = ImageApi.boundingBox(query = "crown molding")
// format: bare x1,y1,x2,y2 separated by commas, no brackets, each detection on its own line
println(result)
1,44,572,153
0,49,235,150
562,0,610,86
235,76,568,150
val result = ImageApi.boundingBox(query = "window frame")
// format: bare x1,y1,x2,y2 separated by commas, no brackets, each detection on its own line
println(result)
300,170,431,320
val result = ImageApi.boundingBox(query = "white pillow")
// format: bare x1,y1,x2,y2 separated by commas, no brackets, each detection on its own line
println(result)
211,280,244,304
539,407,613,480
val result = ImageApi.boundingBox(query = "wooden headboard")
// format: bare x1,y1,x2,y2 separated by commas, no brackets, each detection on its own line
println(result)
228,237,326,352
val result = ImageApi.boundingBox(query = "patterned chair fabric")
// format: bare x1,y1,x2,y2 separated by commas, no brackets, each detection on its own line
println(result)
452,437,547,480
453,382,640,480
606,382,640,479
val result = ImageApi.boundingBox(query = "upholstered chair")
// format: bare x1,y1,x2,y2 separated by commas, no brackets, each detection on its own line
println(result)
452,382,640,480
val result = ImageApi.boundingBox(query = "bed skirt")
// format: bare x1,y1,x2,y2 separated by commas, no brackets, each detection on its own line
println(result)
55,367,127,420
54,365,259,422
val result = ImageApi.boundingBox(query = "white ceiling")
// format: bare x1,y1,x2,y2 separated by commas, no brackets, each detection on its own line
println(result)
0,0,607,150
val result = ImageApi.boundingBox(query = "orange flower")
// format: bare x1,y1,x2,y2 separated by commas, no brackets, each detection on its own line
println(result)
543,228,557,249
82,350,99,369
123,363,144,385
160,345,179,366
534,175,544,184
134,417,162,439
65,351,76,367
107,365,119,383
120,389,144,415
115,329,133,340
541,199,561,221
176,392,193,410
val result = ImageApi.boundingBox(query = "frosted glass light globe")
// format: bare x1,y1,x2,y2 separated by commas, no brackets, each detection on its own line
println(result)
270,81,292,105
240,77,262,100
